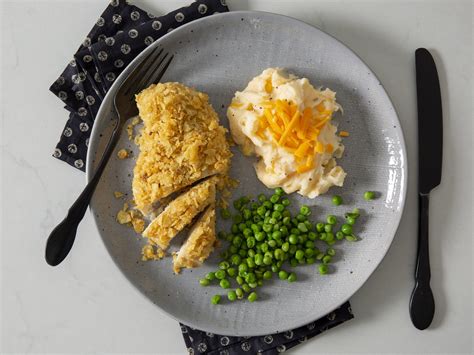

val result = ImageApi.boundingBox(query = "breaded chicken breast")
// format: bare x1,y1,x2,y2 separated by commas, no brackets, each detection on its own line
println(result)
142,176,217,250
173,204,216,274
133,82,232,215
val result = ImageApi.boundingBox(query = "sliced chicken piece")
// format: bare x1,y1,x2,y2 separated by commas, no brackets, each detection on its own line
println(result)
132,82,232,215
173,204,216,274
142,176,217,250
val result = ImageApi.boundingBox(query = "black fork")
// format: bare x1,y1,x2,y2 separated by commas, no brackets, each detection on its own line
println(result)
45,47,174,266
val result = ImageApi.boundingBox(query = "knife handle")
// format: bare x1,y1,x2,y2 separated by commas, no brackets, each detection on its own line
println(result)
409,193,435,329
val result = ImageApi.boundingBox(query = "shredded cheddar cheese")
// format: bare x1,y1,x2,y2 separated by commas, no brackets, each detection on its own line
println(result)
255,97,337,172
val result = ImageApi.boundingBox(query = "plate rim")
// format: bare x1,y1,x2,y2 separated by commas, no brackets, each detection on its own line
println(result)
86,10,408,336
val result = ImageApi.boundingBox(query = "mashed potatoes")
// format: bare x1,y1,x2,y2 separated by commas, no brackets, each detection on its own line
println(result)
227,68,346,198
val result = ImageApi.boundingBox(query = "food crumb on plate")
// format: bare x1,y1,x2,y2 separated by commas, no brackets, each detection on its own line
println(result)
117,149,129,159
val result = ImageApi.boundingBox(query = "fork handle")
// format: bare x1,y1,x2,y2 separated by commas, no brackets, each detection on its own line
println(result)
45,116,121,266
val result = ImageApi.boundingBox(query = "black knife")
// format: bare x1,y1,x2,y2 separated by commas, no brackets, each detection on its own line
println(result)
409,48,443,330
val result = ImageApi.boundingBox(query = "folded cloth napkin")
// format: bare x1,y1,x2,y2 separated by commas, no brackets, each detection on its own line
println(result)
49,1,354,353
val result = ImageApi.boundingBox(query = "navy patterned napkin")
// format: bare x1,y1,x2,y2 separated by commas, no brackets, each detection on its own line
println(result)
49,1,354,353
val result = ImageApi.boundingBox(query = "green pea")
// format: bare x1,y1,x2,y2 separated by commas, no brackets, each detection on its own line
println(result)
282,216,291,226
306,257,315,264
297,223,308,233
254,253,264,266
305,240,314,249
295,250,305,260
268,240,277,248
287,272,297,282
324,224,333,233
227,267,236,277
316,223,325,232
245,272,256,283
262,224,272,233
238,223,246,231
308,232,317,241
327,215,337,225
304,220,313,231
270,231,281,240
233,214,243,223
274,248,283,260
351,208,360,217
271,264,280,273
220,279,230,289
326,232,334,242
327,239,336,246
253,215,262,223
227,290,237,302
278,270,288,280
289,234,298,245
263,256,272,265
300,205,311,216
247,257,256,269
322,255,332,264
289,245,297,255
291,218,299,226
316,252,325,260
272,223,281,232
249,282,258,289
272,211,282,220
219,261,230,270
305,248,314,257
274,203,284,212
247,249,256,258
235,288,244,299
319,233,327,241
199,278,210,286
257,206,266,216
255,231,266,242
205,272,216,281
336,231,345,240
247,237,256,249
270,194,280,203
220,208,231,219
296,214,306,222
248,291,258,302
238,249,247,258
282,242,290,252
364,191,376,200
238,263,248,273
275,187,284,195
211,294,221,305
243,209,252,220
279,226,289,236
346,216,356,225
263,270,272,280
341,224,353,235
268,218,277,225
263,201,272,209
258,193,266,203
215,270,226,279
260,243,269,253
327,248,336,256
290,228,300,235
281,198,290,207
231,224,239,234
236,276,244,285
332,195,343,206
298,235,307,244
290,258,298,267
242,284,251,293
345,234,358,242
318,264,329,275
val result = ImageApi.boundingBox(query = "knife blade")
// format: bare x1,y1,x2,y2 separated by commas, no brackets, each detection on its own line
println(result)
409,48,443,330
416,48,443,194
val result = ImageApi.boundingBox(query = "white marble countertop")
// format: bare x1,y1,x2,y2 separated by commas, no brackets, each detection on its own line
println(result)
1,0,472,353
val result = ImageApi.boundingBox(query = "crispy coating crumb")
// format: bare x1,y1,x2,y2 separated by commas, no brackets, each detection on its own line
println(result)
142,245,165,261
114,191,124,199
117,149,129,159
132,82,232,215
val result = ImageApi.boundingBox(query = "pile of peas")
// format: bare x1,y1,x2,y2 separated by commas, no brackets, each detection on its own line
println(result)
200,188,363,305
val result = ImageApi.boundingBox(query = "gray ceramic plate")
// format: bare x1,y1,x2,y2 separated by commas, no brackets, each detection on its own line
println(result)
87,11,407,336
